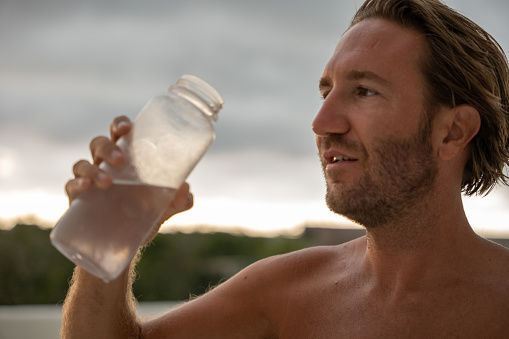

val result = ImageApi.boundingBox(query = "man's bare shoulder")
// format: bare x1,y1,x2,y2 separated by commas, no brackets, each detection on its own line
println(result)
262,235,364,266
238,235,367,289
486,237,509,258
144,236,368,338
479,238,509,288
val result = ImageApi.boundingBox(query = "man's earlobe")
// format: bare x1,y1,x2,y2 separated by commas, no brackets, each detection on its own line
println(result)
439,105,480,161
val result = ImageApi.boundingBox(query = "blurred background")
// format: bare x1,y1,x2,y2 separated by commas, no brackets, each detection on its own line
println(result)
1,0,508,337
1,0,509,237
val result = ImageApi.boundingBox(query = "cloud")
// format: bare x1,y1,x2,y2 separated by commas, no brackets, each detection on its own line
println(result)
1,0,508,235
0,0,346,145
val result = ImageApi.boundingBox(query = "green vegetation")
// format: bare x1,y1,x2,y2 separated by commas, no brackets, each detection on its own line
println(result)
134,230,311,301
0,224,312,305
2,224,507,305
0,224,75,304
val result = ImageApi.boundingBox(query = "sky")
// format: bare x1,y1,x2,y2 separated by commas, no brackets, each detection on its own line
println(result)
1,0,508,238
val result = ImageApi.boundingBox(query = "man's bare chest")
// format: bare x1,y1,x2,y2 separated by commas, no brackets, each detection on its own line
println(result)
275,286,509,338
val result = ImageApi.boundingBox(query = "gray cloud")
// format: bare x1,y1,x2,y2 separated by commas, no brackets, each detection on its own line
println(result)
1,0,508,228
0,0,347,141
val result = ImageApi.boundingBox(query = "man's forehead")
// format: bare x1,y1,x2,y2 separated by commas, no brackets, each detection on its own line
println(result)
322,18,426,82
336,18,423,55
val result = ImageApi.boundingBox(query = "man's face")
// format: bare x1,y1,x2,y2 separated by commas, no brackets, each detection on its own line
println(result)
312,18,438,228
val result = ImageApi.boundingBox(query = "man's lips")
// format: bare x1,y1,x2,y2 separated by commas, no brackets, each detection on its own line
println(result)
323,150,358,165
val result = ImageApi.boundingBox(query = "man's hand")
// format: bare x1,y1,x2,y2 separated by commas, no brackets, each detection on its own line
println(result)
64,115,194,243
65,115,130,198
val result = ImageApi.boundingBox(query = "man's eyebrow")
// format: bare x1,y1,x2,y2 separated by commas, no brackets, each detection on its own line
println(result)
345,70,391,86
319,70,391,93
318,76,331,92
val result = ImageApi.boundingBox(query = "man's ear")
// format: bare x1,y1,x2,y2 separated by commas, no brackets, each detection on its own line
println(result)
438,104,480,161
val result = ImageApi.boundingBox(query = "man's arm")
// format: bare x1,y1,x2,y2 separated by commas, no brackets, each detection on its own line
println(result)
61,240,282,339
58,116,284,338
59,116,193,338
61,253,141,339
60,180,193,338
139,255,282,338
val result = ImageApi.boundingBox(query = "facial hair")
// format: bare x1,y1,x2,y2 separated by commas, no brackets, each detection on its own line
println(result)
322,119,438,229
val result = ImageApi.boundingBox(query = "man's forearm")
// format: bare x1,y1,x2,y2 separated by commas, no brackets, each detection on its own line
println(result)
61,251,142,339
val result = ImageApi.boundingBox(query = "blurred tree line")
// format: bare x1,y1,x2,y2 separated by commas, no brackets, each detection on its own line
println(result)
2,224,507,305
0,224,313,305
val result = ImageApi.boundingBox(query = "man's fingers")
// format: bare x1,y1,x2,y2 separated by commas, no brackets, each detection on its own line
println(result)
110,116,132,142
72,159,95,177
171,183,194,214
155,183,193,224
145,183,193,245
72,159,112,190
64,116,132,205
65,178,92,202
90,136,125,167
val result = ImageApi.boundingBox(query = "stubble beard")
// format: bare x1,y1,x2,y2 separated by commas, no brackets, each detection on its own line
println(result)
323,121,438,229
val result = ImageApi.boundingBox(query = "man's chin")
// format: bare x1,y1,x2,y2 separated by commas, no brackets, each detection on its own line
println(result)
325,193,389,229
325,194,359,224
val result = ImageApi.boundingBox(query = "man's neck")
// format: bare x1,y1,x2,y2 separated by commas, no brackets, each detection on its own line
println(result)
360,192,481,294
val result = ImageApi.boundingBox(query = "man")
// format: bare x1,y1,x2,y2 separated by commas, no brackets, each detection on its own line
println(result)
61,0,509,337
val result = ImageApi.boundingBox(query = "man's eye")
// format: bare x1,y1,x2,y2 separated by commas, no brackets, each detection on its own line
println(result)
321,90,331,100
356,87,376,97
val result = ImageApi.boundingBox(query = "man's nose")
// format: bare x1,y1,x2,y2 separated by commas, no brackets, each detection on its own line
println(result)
312,95,350,137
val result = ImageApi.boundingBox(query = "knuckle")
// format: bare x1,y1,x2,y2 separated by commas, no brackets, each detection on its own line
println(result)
90,135,109,149
72,159,90,174
72,159,99,179
89,136,112,162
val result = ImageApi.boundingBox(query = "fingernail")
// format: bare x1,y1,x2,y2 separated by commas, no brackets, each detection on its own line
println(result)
117,120,130,130
110,150,123,162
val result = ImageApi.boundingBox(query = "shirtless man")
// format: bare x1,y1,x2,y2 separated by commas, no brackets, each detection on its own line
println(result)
61,0,509,337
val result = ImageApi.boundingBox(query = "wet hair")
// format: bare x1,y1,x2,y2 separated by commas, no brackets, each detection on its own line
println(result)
350,0,509,196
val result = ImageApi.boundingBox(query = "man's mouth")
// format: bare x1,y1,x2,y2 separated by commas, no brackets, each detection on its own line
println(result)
331,155,354,163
